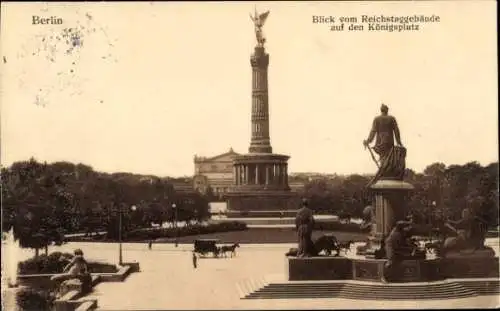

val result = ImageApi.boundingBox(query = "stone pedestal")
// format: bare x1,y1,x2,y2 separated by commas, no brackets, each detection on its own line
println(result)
286,256,499,282
358,179,414,257
287,257,353,280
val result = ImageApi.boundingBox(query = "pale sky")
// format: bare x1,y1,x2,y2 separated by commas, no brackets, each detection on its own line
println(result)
1,1,497,177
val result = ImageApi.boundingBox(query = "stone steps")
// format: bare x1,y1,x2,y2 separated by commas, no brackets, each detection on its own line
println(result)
458,280,500,296
236,276,270,298
243,280,500,300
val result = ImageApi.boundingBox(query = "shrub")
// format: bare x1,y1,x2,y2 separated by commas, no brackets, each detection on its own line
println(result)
18,252,118,274
18,254,69,275
123,221,248,241
16,288,55,311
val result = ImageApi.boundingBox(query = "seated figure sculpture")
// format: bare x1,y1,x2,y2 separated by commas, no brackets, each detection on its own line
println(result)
51,249,92,295
356,205,377,255
383,221,425,282
438,206,493,257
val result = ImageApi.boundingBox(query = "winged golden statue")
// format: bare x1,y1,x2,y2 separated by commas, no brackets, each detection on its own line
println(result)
250,8,270,47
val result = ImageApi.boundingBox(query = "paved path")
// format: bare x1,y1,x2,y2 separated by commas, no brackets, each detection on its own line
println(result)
60,241,500,310
4,240,500,309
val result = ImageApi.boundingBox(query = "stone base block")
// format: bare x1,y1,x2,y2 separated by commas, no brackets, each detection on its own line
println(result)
351,259,436,282
287,256,352,280
440,256,499,278
60,279,83,296
352,259,385,282
123,262,141,273
381,259,442,282
287,257,497,282
444,247,496,259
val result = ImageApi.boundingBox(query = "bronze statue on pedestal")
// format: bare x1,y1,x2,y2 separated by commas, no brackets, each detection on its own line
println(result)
295,198,315,257
363,103,407,184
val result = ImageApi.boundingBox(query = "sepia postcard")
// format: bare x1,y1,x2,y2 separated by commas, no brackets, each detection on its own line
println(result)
1,1,498,310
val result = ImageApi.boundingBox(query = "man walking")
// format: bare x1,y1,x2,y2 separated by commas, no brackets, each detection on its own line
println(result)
192,251,198,269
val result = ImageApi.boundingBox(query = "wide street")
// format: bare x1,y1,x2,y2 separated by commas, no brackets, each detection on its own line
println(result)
8,239,498,310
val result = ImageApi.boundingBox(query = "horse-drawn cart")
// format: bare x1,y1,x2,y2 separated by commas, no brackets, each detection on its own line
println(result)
194,239,220,257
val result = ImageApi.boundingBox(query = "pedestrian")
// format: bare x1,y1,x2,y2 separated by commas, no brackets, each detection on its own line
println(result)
148,240,153,250
192,252,197,269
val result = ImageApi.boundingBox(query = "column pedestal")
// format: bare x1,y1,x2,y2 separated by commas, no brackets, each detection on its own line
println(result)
358,179,414,258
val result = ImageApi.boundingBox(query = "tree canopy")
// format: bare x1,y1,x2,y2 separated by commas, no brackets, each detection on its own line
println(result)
1,158,210,255
299,161,499,227
2,158,497,254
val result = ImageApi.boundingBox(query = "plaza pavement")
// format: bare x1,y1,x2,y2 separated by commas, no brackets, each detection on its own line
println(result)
15,240,495,310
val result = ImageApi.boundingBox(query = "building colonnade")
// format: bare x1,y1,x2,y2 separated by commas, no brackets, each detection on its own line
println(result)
233,162,288,186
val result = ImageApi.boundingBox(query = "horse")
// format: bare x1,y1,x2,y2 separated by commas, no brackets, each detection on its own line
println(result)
219,243,240,258
286,234,342,257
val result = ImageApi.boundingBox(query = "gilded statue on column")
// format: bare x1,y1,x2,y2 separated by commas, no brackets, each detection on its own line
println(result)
250,8,270,47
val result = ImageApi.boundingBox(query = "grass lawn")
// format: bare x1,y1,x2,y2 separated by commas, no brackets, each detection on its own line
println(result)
154,227,367,244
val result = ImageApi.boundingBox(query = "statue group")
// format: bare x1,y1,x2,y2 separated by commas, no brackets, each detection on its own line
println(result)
293,103,494,282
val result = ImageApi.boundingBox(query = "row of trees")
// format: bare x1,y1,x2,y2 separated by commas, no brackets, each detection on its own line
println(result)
300,161,499,227
2,158,211,256
2,158,498,255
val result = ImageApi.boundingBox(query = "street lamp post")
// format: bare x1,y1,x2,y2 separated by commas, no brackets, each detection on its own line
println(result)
118,205,123,265
172,203,178,247
119,204,137,266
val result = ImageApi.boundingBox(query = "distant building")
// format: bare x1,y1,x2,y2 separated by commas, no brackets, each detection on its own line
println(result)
169,178,196,194
288,181,306,193
193,148,241,197
192,148,306,198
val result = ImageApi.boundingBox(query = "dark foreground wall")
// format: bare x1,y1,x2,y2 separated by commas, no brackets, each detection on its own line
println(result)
287,256,499,282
